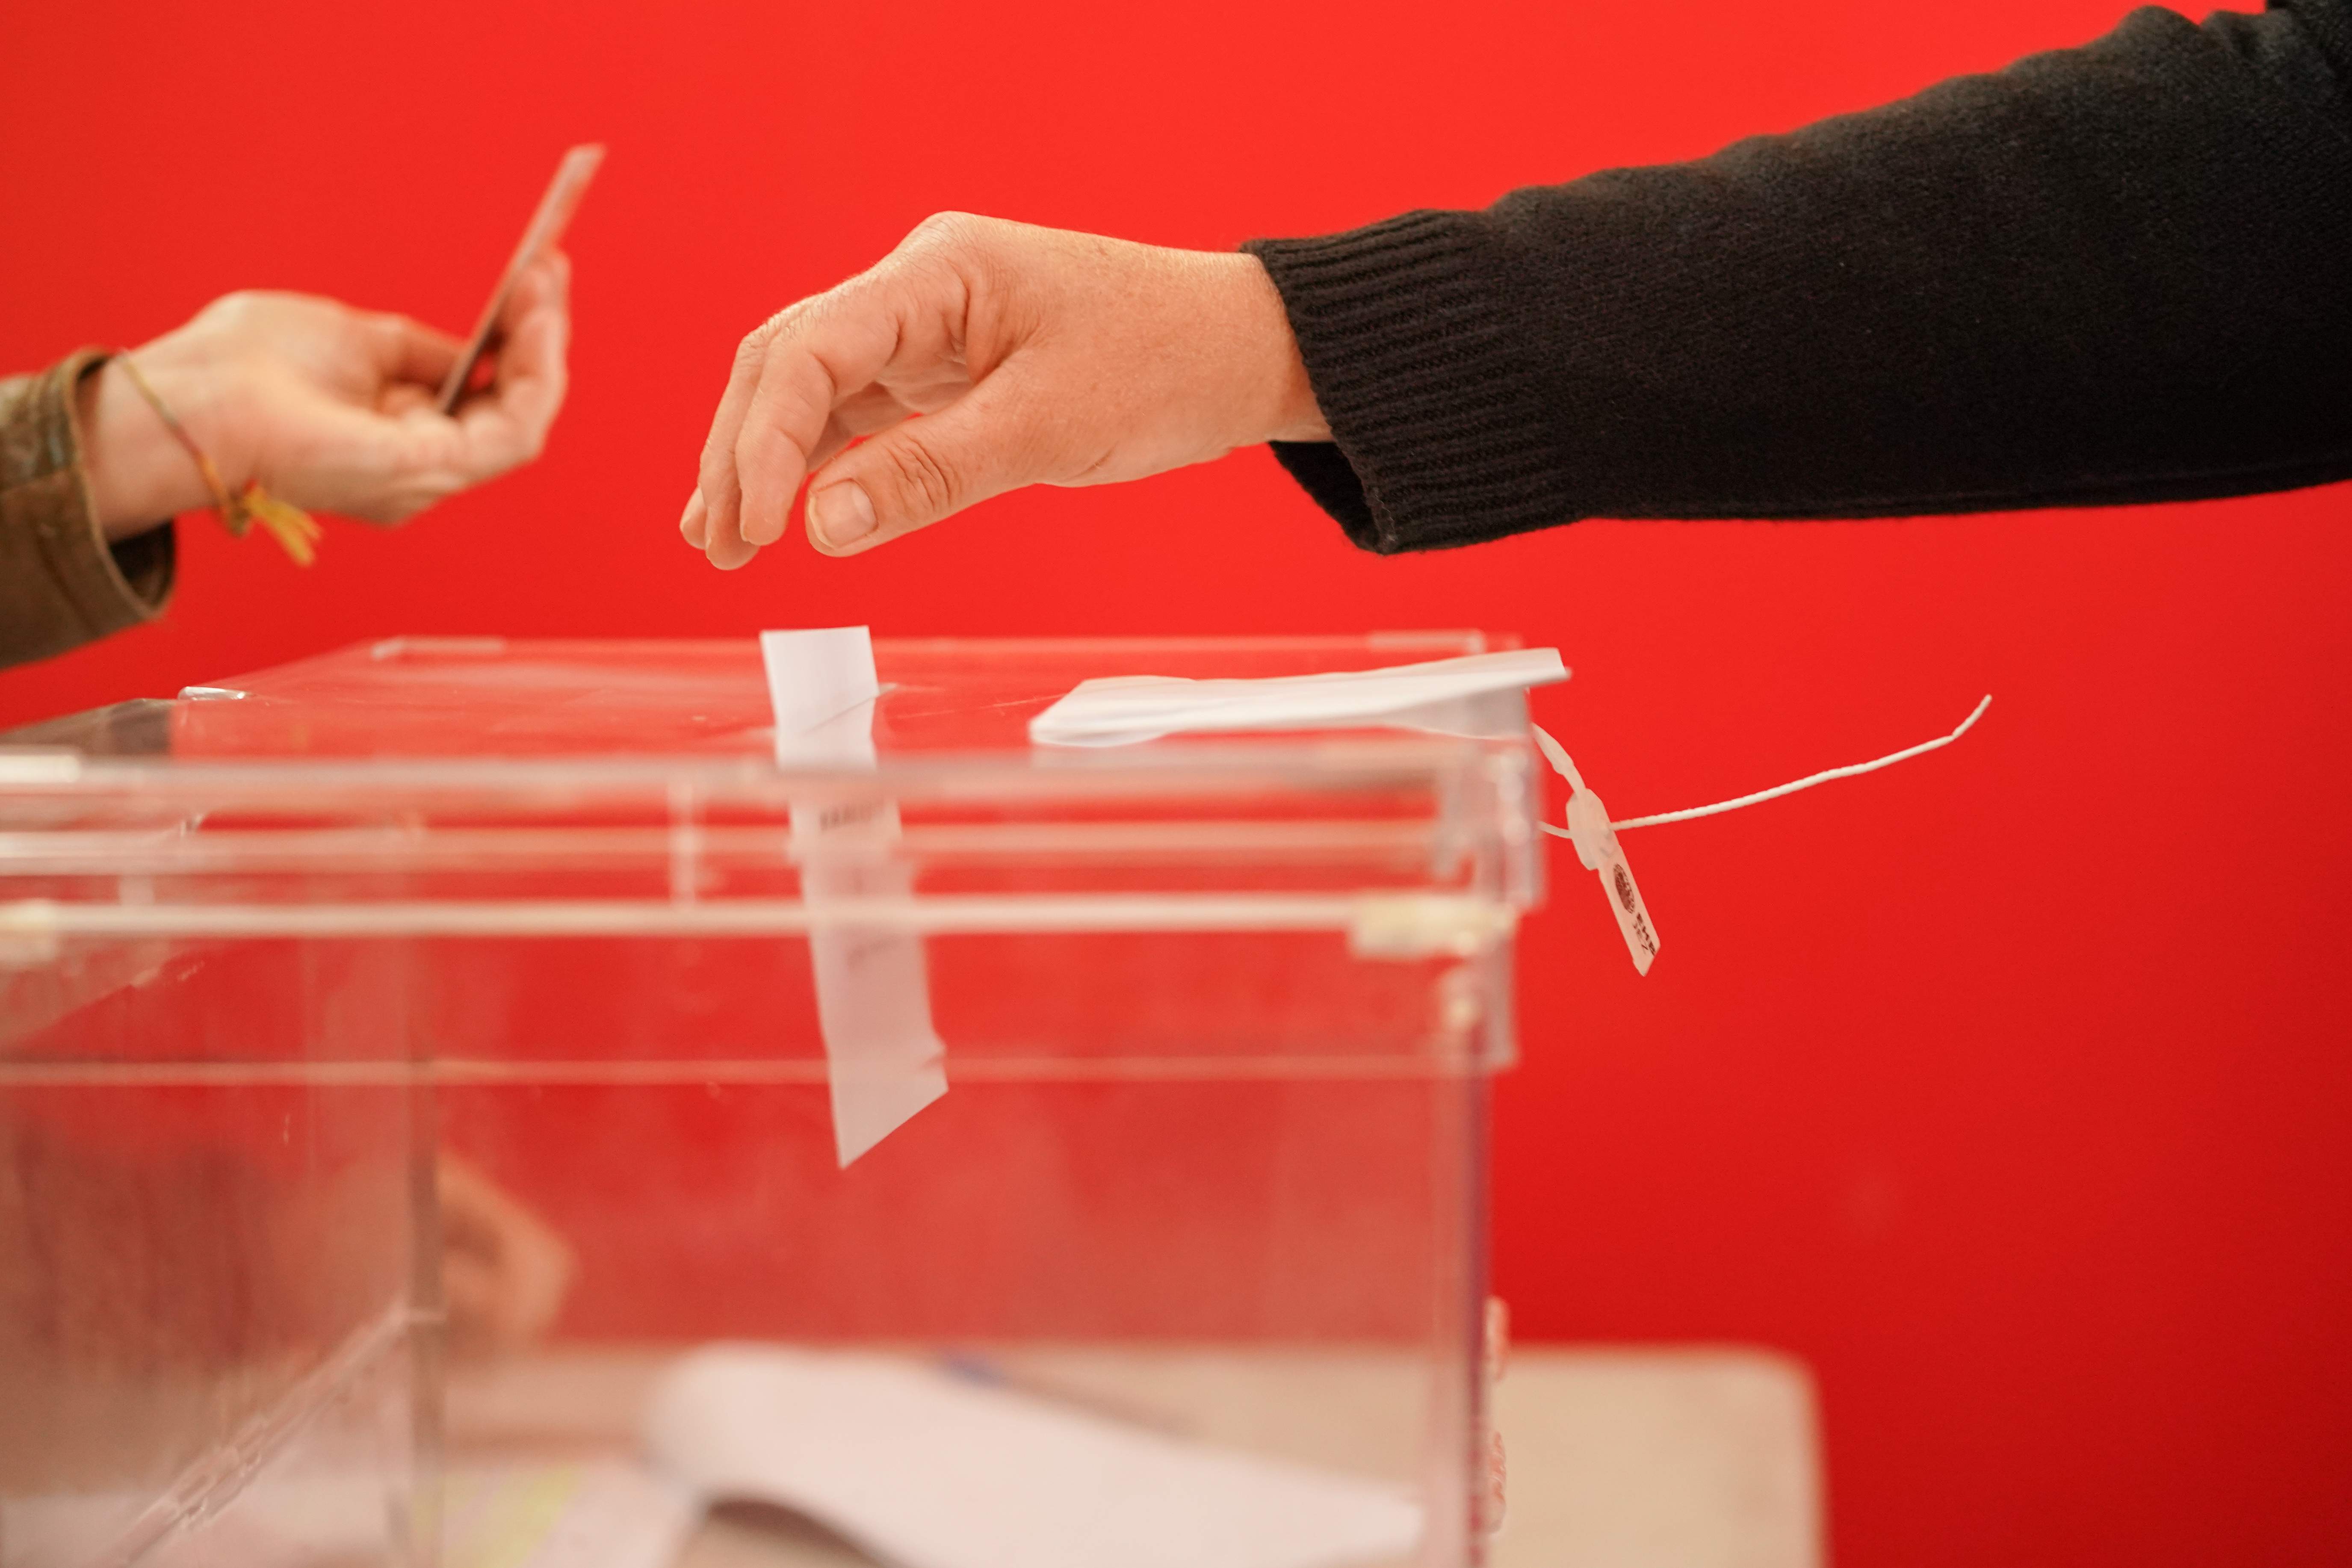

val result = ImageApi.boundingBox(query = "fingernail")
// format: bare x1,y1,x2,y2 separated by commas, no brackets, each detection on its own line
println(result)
679,491,707,545
810,481,876,548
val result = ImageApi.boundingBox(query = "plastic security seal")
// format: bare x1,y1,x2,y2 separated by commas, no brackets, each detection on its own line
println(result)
1529,724,1661,975
1533,695,1992,975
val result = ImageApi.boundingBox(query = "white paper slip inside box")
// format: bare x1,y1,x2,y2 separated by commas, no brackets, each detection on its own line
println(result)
1029,647,1568,747
644,1346,1423,1568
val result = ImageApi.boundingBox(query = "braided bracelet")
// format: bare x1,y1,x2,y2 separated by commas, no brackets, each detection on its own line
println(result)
112,354,322,565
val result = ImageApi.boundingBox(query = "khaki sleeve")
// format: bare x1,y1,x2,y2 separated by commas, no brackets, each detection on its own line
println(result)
0,349,176,671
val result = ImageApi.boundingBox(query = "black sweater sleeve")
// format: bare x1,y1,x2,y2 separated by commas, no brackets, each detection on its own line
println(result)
1244,3,2352,552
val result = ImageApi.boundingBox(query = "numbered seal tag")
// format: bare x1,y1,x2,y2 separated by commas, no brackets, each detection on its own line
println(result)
1563,781,1661,975
1532,725,1661,976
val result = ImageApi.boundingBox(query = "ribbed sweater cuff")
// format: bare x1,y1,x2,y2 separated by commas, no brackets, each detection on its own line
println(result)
1245,212,1566,554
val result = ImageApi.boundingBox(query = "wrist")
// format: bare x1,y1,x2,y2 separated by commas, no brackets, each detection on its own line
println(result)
1233,253,1330,445
77,340,244,542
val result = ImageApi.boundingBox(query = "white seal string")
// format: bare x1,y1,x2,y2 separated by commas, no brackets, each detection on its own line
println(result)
1530,694,1992,974
1551,694,1993,836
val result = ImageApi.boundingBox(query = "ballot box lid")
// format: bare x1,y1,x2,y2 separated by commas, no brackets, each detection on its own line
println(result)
0,635,1545,957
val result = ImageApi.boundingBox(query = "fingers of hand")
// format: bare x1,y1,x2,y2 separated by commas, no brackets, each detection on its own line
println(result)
694,287,901,570
795,387,924,495
732,334,851,549
442,258,572,485
805,368,1042,554
366,311,466,393
204,265,572,525
505,250,571,335
693,327,780,570
490,254,572,441
378,384,440,417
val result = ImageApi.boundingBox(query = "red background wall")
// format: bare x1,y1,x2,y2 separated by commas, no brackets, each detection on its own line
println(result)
6,3,2348,1562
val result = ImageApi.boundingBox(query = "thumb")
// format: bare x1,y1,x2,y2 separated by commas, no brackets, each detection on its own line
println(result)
803,375,1043,554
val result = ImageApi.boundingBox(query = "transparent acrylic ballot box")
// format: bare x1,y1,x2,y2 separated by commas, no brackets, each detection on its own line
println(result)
0,635,1542,1568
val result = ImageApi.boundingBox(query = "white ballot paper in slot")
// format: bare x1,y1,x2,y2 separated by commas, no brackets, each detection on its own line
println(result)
761,628,948,1165
1029,647,1568,747
643,1346,1424,1568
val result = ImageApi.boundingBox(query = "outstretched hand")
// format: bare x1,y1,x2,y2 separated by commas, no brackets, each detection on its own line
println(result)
80,254,571,540
682,214,1329,570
